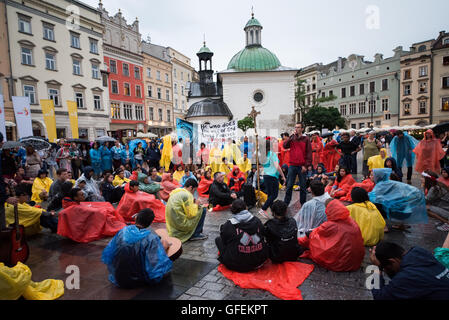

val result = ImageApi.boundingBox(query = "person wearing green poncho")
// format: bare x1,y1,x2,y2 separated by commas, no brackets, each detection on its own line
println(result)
434,232,449,268
165,179,208,243
138,172,161,196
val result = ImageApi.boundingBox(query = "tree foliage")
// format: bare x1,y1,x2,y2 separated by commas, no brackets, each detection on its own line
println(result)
238,116,255,134
303,106,347,131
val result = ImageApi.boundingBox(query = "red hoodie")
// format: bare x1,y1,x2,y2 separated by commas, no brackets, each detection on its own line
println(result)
283,134,312,167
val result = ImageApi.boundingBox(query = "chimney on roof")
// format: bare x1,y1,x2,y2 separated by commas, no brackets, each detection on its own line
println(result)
337,57,343,72
440,31,446,36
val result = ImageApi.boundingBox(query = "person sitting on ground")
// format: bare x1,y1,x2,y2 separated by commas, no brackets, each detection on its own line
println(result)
159,172,181,202
311,164,326,182
62,187,85,209
100,173,115,204
165,178,208,242
122,164,132,179
75,166,104,202
423,171,449,232
66,171,76,186
209,172,238,209
102,208,173,289
180,165,197,187
112,168,131,187
138,172,162,196
237,153,252,178
48,168,68,203
215,199,269,272
325,166,355,200
172,165,185,183
219,157,232,184
305,165,316,188
264,200,304,264
197,170,213,198
434,232,449,268
148,167,162,183
14,166,33,195
31,169,53,204
438,167,449,188
346,187,386,246
340,170,376,202
242,165,267,210
227,166,245,194
298,199,365,272
5,186,58,235
384,157,403,181
367,148,388,172
369,241,449,300
47,181,74,212
294,180,329,238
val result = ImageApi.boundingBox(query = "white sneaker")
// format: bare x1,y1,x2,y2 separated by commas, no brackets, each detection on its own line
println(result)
258,209,270,219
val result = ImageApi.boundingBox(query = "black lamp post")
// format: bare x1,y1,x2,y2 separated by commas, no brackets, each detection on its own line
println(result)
366,92,380,129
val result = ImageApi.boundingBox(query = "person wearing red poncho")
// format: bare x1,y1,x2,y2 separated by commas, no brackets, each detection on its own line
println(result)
279,133,290,168
57,188,126,243
116,181,166,223
321,139,340,173
159,173,181,202
413,129,446,174
197,171,213,198
227,166,245,194
340,171,375,202
325,167,355,200
311,134,323,168
298,199,365,272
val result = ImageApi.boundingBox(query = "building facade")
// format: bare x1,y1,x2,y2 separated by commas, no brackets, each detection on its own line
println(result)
295,64,319,122
399,40,434,126
141,41,173,136
167,47,195,121
99,3,145,139
431,31,449,124
6,0,110,139
318,48,406,129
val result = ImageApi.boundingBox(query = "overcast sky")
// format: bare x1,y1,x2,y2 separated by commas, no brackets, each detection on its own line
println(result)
84,0,449,72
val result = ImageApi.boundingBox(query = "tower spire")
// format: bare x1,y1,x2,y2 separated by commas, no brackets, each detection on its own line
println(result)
251,6,254,18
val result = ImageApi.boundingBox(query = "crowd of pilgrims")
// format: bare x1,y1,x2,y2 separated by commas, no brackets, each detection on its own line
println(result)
1,124,449,300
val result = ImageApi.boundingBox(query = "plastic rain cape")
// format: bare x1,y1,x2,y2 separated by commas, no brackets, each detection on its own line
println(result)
160,135,173,172
165,188,203,243
413,130,445,173
101,225,172,288
369,168,428,224
138,173,161,195
346,201,386,247
0,262,64,300
294,197,327,237
390,133,419,168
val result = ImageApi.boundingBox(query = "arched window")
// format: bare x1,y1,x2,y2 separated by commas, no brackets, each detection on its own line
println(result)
255,30,259,44
250,30,254,44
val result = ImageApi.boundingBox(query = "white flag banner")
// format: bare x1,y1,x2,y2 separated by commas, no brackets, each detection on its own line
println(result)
199,120,237,144
0,94,6,141
12,96,33,138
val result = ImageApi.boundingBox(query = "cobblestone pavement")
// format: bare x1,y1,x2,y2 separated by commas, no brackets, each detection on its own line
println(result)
24,154,448,300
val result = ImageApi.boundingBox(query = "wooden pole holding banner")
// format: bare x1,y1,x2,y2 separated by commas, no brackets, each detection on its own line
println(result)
248,106,261,207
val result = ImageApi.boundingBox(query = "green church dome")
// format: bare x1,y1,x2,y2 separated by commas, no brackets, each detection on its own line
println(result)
245,17,262,29
227,46,281,71
197,44,212,54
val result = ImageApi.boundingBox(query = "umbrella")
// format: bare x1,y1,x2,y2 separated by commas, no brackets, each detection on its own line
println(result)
432,122,449,135
136,132,158,138
95,135,116,143
1,141,24,150
19,137,51,150
67,138,90,144
128,139,147,151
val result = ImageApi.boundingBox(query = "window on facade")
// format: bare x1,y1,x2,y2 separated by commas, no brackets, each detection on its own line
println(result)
360,84,365,95
158,109,163,121
166,89,170,101
368,100,376,113
307,85,310,93
181,86,184,96
124,83,130,96
123,64,129,77
339,104,347,116
135,105,144,120
111,103,120,119
75,92,84,109
375,121,381,126
312,84,316,90
351,124,357,129
89,39,98,54
102,73,108,87
444,38,449,45
70,33,80,49
92,64,99,79
136,85,141,98
382,79,388,91
93,95,101,110
174,69,177,78
404,103,411,115
21,47,33,65
321,92,325,98
149,107,154,120
134,66,140,79
359,123,365,129
307,96,311,106
73,59,81,75
350,86,355,97
110,60,117,73
349,103,356,115
18,15,31,34
167,110,171,122
419,66,428,77
443,56,449,66
370,81,375,93
442,97,449,111
419,81,428,93
341,88,346,98
124,104,133,120
419,101,427,114
329,90,333,97
78,128,88,139
175,99,178,109
43,23,54,41
404,84,411,96
111,80,118,94
385,114,391,120
148,85,152,97
45,52,56,70
165,73,169,83
182,100,185,110
358,102,366,114
95,129,105,138
24,85,36,104
181,72,184,80
157,88,161,99
48,88,60,106
443,77,449,89
382,99,389,112
404,70,411,80
174,83,178,93
157,71,161,80
147,68,151,78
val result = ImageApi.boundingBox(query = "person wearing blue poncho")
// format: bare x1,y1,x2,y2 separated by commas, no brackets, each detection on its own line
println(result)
89,142,102,177
102,208,173,288
369,168,428,230
389,130,419,183
100,142,113,172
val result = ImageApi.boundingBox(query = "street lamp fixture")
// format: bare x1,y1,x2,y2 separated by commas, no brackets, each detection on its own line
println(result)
366,92,380,129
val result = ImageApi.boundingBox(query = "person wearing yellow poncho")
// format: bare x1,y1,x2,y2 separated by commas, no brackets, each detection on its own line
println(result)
367,148,388,172
31,169,53,203
165,179,207,243
160,135,173,172
219,158,232,184
112,169,131,187
237,153,252,178
172,165,185,183
222,139,242,164
209,142,222,174
0,262,64,300
346,187,385,246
